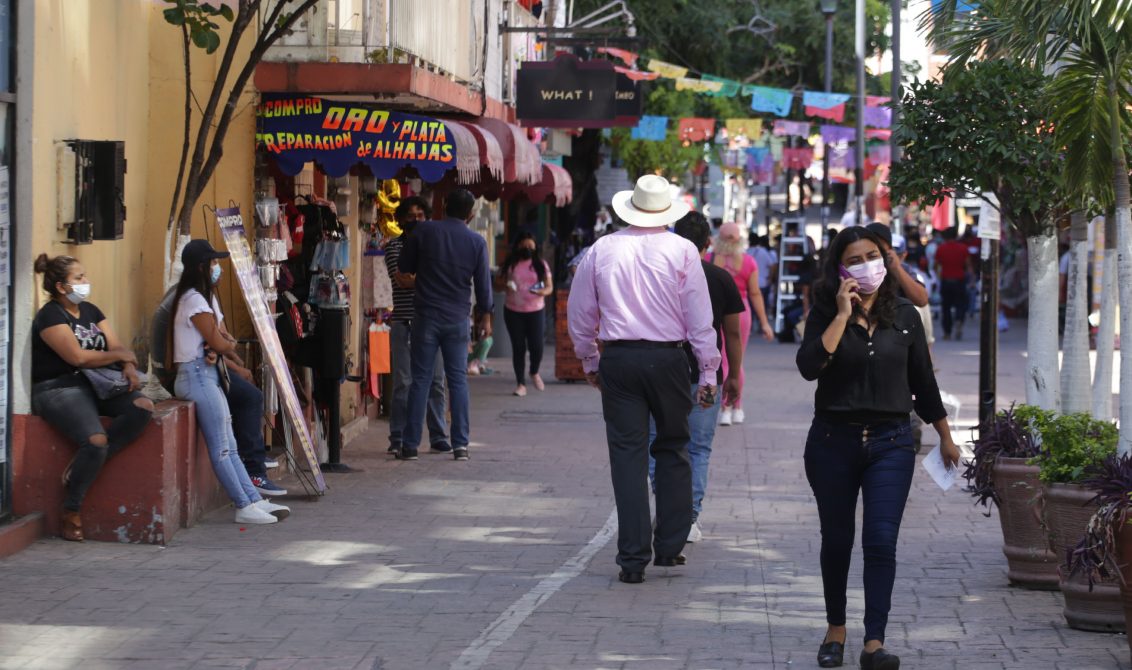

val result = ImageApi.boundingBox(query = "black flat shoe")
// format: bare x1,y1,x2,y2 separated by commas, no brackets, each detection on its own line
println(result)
653,554,687,567
618,570,644,584
817,640,844,668
860,648,900,670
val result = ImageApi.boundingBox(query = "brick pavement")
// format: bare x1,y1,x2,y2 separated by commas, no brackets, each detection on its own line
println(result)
0,322,1127,670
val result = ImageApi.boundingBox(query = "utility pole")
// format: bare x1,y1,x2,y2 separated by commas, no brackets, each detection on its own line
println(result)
854,0,866,222
821,0,837,240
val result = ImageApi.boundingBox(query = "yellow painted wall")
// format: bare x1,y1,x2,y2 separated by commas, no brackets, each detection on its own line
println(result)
26,0,258,364
143,2,257,342
28,0,154,350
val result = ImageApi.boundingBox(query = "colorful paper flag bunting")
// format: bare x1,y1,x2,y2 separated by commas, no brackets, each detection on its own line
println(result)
678,117,716,143
725,118,764,137
748,86,794,117
773,119,811,137
646,59,689,79
615,66,660,82
631,115,668,141
782,147,815,170
804,103,847,123
598,47,638,66
863,105,892,128
675,77,725,94
701,74,741,97
821,125,857,144
802,91,850,109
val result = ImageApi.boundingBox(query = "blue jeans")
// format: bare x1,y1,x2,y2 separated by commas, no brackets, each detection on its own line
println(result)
226,373,267,479
175,358,262,509
389,320,449,448
649,383,723,521
402,318,470,450
803,416,916,645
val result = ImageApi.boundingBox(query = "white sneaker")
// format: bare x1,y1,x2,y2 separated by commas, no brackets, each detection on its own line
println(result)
732,408,745,424
687,521,703,543
234,504,278,525
254,499,291,520
719,408,733,426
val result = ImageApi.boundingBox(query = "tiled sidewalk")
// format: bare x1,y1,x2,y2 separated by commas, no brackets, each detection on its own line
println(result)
0,324,1126,669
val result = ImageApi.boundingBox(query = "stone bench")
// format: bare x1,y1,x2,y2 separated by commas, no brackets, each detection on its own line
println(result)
9,400,229,545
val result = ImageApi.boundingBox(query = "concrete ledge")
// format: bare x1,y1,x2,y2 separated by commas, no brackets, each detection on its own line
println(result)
12,400,229,545
0,513,45,558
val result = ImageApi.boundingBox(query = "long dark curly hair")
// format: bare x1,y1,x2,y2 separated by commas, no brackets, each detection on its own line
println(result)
813,226,899,328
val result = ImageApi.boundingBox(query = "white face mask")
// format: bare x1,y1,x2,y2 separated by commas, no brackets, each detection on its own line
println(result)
66,283,91,304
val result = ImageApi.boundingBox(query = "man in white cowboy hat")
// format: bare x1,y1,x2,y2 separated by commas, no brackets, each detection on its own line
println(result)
568,174,720,585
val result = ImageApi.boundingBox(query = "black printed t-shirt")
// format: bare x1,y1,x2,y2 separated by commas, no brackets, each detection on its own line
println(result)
32,301,108,384
685,260,746,386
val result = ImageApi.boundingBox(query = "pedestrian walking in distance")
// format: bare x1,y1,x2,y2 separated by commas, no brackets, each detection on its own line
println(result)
796,226,960,670
568,175,720,585
499,232,553,397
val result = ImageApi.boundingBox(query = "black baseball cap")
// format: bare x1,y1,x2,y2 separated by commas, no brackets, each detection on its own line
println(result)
865,222,893,248
181,239,230,267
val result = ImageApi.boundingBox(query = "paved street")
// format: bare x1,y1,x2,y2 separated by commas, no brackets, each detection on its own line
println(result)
0,322,1127,670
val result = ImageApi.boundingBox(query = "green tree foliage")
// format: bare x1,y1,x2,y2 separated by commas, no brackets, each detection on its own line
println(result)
887,59,1063,237
573,0,892,179
161,0,234,54
573,0,889,90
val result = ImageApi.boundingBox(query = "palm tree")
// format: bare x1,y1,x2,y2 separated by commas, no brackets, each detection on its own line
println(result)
929,0,1132,451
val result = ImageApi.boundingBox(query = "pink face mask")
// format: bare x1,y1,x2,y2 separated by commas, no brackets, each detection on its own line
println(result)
842,258,888,294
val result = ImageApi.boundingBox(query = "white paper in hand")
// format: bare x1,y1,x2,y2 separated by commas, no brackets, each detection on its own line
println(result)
922,444,959,491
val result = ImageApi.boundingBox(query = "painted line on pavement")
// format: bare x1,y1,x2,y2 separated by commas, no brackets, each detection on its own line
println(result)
450,508,619,670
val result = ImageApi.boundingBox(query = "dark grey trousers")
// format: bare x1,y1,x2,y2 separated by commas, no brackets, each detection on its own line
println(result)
598,345,693,572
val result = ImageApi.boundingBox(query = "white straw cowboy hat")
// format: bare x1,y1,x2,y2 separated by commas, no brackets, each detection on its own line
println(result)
611,175,690,228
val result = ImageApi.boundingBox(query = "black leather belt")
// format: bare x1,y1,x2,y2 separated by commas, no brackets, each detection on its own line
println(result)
603,340,685,349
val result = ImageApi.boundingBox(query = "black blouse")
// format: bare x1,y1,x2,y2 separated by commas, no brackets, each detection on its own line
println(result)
796,298,947,424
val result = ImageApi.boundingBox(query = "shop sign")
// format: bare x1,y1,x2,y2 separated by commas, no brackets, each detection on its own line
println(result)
517,54,618,127
214,206,327,493
615,73,643,122
256,95,456,182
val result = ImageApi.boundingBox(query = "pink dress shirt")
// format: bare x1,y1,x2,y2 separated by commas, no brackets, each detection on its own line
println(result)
567,227,721,386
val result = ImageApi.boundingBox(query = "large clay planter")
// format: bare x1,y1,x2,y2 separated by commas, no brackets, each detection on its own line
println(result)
1117,524,1132,663
993,457,1059,589
1043,482,1126,632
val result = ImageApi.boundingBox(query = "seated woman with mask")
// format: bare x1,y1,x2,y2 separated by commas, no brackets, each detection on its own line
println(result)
31,254,155,542
169,240,289,525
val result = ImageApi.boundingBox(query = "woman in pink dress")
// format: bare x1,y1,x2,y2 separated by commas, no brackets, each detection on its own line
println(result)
710,222,774,425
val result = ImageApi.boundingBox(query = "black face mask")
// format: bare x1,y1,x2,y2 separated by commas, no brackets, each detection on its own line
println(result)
516,248,533,260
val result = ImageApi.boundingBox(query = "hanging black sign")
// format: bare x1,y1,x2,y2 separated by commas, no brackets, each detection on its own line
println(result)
517,55,617,127
615,74,643,121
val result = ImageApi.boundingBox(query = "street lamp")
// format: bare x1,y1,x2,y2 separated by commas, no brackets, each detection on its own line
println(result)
820,0,837,240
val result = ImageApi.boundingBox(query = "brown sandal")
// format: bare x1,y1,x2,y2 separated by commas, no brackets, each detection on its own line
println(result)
60,510,84,542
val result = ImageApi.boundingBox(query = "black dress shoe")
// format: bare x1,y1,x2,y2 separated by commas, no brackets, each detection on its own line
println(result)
860,648,900,670
817,640,844,668
618,570,644,584
653,554,687,567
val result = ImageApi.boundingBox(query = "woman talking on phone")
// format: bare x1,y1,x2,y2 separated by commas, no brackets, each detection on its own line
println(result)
499,232,552,397
796,227,960,670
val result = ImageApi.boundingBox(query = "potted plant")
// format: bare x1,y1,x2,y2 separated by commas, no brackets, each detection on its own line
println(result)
1065,453,1132,659
1034,411,1121,632
963,404,1057,589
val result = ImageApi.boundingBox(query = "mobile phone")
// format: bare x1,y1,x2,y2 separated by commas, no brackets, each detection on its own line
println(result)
838,266,859,292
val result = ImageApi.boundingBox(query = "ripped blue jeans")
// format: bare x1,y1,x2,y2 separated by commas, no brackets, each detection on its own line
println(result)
175,357,261,510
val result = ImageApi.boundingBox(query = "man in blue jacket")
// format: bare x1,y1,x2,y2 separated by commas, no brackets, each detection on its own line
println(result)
398,189,493,461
